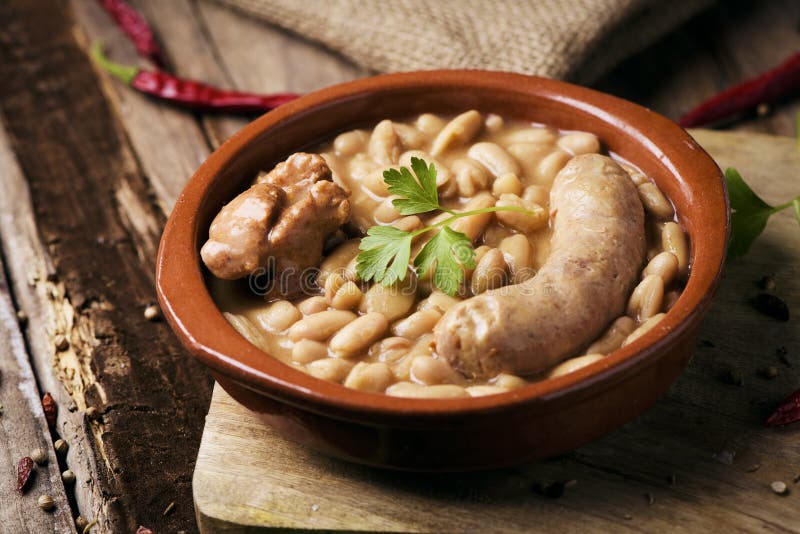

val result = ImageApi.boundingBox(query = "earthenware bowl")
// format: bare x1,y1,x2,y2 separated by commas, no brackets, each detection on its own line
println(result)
156,71,728,471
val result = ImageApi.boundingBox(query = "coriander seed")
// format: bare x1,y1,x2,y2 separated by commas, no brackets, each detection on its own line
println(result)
31,447,48,465
85,406,99,420
38,494,55,511
75,516,89,530
62,469,76,484
54,438,69,455
771,481,789,495
144,304,161,321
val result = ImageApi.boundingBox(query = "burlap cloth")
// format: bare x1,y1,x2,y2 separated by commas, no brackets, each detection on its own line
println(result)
214,0,712,83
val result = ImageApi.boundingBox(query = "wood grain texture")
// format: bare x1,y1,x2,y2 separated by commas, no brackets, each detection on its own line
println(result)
595,0,800,136
0,0,213,531
0,248,75,532
194,130,800,533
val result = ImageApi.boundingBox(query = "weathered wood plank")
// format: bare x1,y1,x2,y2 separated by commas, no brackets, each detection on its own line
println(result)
193,0,367,144
0,0,213,531
0,245,75,533
0,121,103,531
595,0,800,136
70,0,212,213
194,130,800,532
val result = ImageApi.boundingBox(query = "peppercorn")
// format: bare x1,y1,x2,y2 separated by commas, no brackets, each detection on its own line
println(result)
143,304,161,322
30,448,48,466
62,470,76,484
38,494,55,511
54,439,69,455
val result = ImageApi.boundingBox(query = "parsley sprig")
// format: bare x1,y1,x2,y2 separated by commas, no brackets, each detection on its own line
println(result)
725,167,800,260
356,157,542,295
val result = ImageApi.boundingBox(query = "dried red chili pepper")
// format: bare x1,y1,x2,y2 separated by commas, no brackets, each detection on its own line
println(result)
17,456,34,492
97,0,165,67
766,387,800,427
679,52,800,127
91,43,300,114
42,392,57,429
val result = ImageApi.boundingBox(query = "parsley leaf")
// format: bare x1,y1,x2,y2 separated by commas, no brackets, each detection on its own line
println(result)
725,167,800,260
356,225,413,285
384,157,440,215
413,227,476,296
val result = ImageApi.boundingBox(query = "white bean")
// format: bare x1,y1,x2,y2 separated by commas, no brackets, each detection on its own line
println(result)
638,182,675,220
466,385,507,397
502,127,557,146
410,355,465,386
507,142,552,183
547,353,605,378
586,316,636,354
296,296,328,316
363,167,392,196
374,196,402,223
371,336,412,363
557,132,600,155
306,358,354,383
386,382,468,398
627,275,665,321
662,222,689,278
451,158,490,197
393,124,426,150
288,310,357,342
492,173,523,196
468,142,521,178
368,119,400,165
498,234,535,283
430,110,482,156
333,129,369,156
622,313,666,347
522,185,549,207
392,309,442,338
291,339,328,364
318,239,360,285
620,162,648,186
359,276,417,321
324,272,347,304
391,215,423,232
449,192,495,241
330,281,363,310
494,194,548,233
470,249,507,295
535,150,571,186
252,300,301,332
417,291,462,313
343,362,393,393
485,114,504,132
493,373,527,389
643,251,679,286
329,313,389,357
415,113,446,138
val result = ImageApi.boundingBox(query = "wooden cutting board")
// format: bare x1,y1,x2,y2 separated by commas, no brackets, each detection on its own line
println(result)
193,129,800,533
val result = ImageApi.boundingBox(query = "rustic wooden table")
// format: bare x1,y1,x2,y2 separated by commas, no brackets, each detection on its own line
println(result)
0,0,797,532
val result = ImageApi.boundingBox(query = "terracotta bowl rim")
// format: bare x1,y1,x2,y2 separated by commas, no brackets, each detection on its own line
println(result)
156,69,728,420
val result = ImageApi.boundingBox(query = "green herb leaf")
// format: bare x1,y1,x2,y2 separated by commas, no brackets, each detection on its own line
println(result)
384,157,440,215
413,227,476,296
356,226,413,285
725,167,800,260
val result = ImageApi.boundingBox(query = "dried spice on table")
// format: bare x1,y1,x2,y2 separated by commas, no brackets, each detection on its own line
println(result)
679,52,800,127
17,456,34,492
41,391,57,429
766,387,800,427
91,43,300,114
97,0,165,67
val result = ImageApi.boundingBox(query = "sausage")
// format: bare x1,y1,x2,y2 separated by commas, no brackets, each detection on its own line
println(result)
433,154,646,379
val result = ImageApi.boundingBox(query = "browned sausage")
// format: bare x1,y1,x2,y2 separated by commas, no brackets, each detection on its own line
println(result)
434,154,646,378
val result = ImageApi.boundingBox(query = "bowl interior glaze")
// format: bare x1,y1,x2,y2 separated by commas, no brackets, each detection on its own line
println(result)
157,71,727,426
